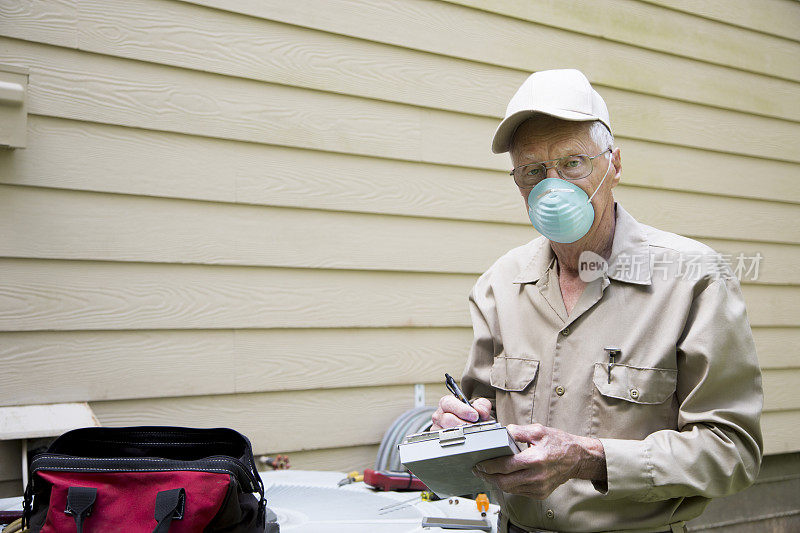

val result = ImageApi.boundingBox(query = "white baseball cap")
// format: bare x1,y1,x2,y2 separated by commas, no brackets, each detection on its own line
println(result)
491,69,612,154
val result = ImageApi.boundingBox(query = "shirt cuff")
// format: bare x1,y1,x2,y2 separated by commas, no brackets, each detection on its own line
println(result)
595,438,654,500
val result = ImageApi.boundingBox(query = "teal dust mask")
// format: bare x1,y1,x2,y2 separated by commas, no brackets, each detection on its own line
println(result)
526,152,613,243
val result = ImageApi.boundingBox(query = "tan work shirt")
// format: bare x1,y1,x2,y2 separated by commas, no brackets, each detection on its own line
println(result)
461,202,763,533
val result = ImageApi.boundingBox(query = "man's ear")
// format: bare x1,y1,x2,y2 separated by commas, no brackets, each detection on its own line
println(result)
609,147,622,189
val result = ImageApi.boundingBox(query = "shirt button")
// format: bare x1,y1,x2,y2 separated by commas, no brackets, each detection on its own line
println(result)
545,509,555,519
560,328,570,336
630,389,640,399
555,385,565,396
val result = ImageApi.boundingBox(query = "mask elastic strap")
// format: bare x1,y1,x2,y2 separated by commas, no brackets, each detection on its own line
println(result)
587,150,613,203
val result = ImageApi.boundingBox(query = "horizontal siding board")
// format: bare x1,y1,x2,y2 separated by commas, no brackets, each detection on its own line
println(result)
2,118,798,224
0,116,243,203
753,328,800,369
0,0,77,48
694,239,799,287
618,138,800,205
0,259,796,332
741,285,800,328
762,410,800,454
2,185,798,276
88,384,445,454
0,259,476,331
276,444,379,472
235,331,461,398
1,327,792,406
763,368,800,412
178,0,800,122
441,0,800,82
639,0,800,43
595,86,800,164
612,188,800,247
0,330,236,406
0,184,532,274
2,38,799,169
0,328,471,405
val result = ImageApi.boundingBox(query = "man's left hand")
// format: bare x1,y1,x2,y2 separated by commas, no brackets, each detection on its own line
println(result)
472,423,606,500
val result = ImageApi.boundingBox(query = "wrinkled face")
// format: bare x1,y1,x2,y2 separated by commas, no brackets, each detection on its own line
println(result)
509,117,621,234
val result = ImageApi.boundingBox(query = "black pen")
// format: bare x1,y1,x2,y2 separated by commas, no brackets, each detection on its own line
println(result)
444,373,472,407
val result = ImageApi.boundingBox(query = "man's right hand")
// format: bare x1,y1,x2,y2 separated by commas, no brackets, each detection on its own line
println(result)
431,396,493,430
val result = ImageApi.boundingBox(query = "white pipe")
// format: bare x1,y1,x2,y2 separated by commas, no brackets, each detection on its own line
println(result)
21,438,28,491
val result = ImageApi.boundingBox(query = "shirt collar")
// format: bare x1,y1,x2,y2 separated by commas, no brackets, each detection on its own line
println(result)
512,237,554,284
512,202,652,285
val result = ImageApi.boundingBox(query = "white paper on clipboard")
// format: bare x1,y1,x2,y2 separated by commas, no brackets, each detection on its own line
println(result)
398,421,521,497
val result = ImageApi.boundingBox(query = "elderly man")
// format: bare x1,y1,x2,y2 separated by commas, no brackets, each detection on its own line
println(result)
431,70,763,533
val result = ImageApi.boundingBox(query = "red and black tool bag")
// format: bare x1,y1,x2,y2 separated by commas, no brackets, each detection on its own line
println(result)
22,426,278,533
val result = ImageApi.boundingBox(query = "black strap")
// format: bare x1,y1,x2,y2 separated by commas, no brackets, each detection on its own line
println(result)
22,480,33,529
65,486,97,533
153,488,185,533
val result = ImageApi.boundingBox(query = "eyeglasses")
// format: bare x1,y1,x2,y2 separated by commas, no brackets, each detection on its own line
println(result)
510,148,612,189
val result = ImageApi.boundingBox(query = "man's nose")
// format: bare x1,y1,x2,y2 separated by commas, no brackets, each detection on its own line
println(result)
545,165,562,180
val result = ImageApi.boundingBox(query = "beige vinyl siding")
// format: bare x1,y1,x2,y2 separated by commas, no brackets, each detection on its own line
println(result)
638,0,800,43
0,329,468,405
2,116,799,224
3,185,800,275
1,0,798,494
2,39,796,175
443,0,800,81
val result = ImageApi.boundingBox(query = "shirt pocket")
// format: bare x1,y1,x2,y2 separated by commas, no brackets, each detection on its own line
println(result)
490,355,540,425
590,362,678,439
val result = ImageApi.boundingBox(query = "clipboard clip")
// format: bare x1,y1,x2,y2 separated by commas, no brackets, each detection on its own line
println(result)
438,426,466,447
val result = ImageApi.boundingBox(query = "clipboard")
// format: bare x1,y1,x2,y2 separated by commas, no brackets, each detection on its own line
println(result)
398,421,520,497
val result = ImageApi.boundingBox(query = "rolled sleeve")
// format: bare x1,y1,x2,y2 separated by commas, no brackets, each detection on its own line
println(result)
593,438,652,498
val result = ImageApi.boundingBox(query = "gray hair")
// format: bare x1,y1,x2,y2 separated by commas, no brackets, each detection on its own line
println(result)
588,121,614,152
508,118,614,158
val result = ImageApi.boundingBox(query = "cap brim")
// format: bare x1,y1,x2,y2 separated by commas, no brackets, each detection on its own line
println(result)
491,108,604,154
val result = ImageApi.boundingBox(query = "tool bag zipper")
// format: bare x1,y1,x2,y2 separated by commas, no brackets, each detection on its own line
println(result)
29,453,260,492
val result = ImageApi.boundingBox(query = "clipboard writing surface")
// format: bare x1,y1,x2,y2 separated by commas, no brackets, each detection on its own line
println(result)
398,421,520,497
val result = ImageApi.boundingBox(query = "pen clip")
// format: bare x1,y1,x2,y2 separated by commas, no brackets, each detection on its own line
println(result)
604,347,621,384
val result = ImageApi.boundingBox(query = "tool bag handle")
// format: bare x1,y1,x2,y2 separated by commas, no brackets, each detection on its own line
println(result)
63,486,187,533
65,487,97,533
152,488,185,533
